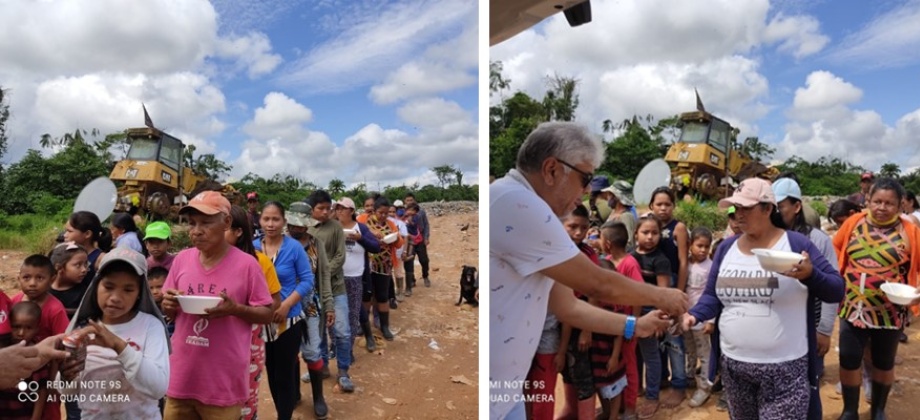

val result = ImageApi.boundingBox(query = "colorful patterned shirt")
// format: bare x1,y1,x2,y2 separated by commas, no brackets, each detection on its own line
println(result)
839,219,910,329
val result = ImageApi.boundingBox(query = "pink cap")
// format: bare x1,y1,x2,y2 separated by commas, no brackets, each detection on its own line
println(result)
335,197,356,210
179,191,231,216
718,178,776,209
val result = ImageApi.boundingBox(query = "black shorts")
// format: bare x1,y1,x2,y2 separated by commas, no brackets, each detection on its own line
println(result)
362,272,391,303
561,332,595,400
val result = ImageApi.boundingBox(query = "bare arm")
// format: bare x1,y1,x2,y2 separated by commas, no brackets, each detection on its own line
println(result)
675,222,690,292
549,283,671,337
541,253,689,316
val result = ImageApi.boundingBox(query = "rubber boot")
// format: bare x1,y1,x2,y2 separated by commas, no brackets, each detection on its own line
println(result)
360,315,376,352
839,385,861,420
309,369,329,419
870,381,891,420
379,311,395,341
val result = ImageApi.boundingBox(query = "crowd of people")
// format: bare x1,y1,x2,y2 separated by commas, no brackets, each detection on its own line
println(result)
0,189,434,420
491,121,920,420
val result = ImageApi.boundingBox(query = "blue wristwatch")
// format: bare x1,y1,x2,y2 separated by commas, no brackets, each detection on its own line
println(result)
624,315,637,340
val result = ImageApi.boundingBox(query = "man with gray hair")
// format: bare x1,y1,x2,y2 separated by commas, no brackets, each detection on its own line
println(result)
489,122,689,419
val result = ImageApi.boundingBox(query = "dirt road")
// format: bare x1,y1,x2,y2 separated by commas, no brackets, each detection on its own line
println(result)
0,212,479,420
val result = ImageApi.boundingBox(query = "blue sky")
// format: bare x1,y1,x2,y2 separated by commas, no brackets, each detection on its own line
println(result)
0,0,479,188
490,0,920,174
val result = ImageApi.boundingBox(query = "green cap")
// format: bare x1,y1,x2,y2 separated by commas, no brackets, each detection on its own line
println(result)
727,206,736,215
144,221,171,241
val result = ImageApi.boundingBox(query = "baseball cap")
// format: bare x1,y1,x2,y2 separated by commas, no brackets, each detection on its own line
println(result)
335,197,356,210
727,206,737,215
772,178,802,203
179,191,231,216
97,247,147,277
718,178,776,209
590,175,611,193
861,172,874,181
393,199,405,208
287,202,319,228
143,221,171,241
246,192,259,201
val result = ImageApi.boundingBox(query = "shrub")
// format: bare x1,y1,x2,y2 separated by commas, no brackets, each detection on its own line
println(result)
809,200,828,219
675,201,729,233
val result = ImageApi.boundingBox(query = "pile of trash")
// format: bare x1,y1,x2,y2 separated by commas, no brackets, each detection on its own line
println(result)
421,201,478,216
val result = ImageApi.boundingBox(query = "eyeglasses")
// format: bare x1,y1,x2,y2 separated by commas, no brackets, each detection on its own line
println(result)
556,158,593,188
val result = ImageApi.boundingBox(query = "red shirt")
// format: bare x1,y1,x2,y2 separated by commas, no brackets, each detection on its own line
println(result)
12,293,69,342
0,291,11,337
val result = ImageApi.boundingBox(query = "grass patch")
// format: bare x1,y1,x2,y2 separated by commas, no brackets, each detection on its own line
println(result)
0,213,66,255
674,201,729,233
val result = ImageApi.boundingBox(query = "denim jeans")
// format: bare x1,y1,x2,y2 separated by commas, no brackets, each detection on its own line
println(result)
638,336,662,400
320,293,353,372
662,334,688,389
301,312,322,363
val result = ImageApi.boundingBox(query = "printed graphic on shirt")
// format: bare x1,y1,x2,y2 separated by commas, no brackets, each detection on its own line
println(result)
186,318,210,347
716,268,779,317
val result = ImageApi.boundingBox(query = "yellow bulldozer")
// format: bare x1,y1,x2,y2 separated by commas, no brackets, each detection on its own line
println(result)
109,125,240,220
664,94,777,200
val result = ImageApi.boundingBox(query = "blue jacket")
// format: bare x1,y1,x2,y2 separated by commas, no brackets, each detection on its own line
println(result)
688,231,844,420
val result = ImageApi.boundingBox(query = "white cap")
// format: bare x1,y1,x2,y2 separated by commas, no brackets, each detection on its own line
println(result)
393,199,405,207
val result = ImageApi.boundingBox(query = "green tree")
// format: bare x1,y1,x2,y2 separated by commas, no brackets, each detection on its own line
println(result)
489,63,582,177
740,137,776,162
880,162,901,179
775,156,862,196
599,116,667,183
327,178,346,196
431,164,458,188
0,87,9,167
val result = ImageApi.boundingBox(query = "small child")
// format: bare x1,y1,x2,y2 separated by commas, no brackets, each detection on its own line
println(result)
558,205,599,420
598,221,643,420
13,254,68,420
49,242,90,319
58,248,169,419
524,313,562,420
144,221,175,271
0,301,49,420
683,227,716,408
402,204,423,295
147,266,173,337
630,215,671,419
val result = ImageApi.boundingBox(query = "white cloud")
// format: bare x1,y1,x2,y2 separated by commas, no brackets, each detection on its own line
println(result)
828,0,920,69
763,13,829,59
29,72,225,154
232,93,478,188
0,0,216,77
278,0,475,93
491,0,835,166
777,70,920,171
215,32,283,79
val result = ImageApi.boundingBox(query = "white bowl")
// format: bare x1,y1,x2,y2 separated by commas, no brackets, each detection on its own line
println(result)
383,232,399,244
343,228,358,236
176,295,223,315
751,248,803,273
880,282,920,306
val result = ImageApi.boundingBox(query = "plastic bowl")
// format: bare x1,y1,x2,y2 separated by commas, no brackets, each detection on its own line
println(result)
383,232,399,244
176,295,223,315
343,228,358,237
751,248,803,273
880,282,920,306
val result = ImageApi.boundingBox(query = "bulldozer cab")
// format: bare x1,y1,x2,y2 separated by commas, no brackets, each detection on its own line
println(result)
124,129,183,175
677,111,732,158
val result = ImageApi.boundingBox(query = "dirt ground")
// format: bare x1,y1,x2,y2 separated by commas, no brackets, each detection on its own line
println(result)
551,321,920,419
0,212,479,420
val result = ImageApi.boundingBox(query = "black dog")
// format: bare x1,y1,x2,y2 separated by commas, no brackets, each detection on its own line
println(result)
457,265,478,307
